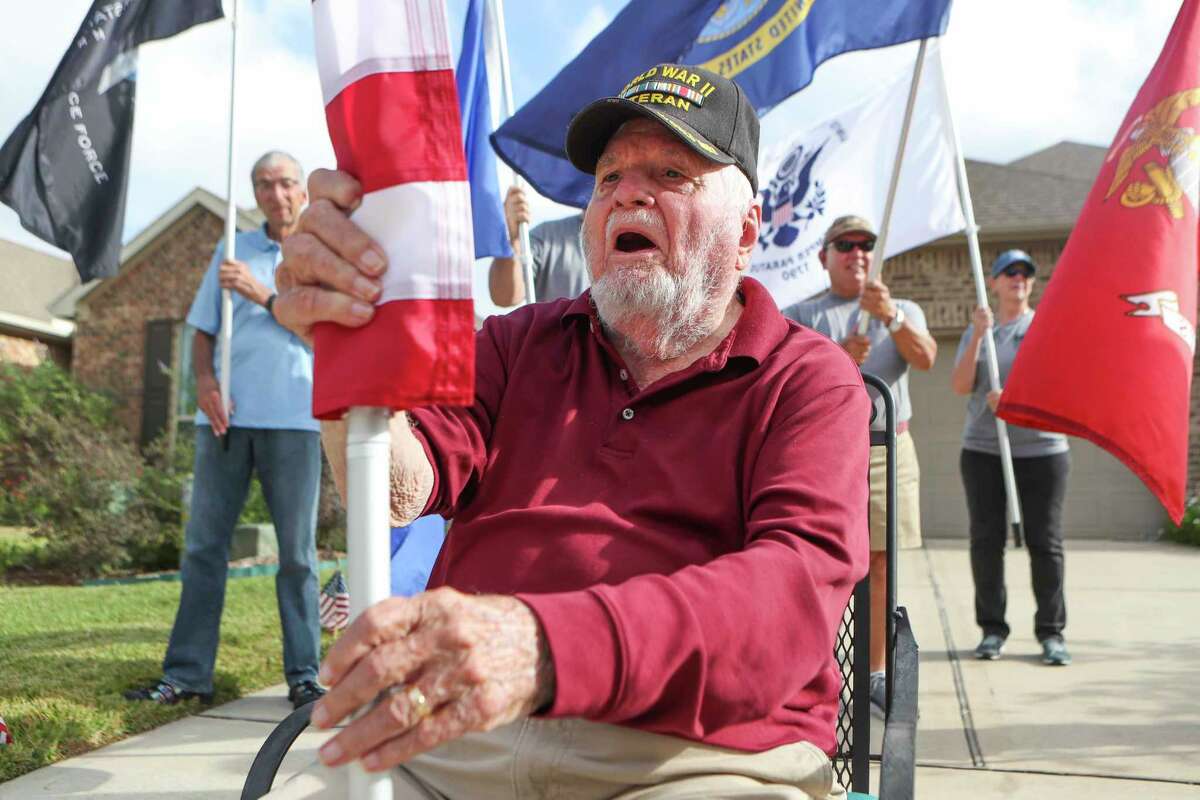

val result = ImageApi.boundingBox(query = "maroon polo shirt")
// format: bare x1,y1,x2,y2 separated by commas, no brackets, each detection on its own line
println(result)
409,277,869,754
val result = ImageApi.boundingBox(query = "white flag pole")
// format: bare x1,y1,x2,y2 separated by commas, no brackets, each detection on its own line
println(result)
934,48,1025,547
856,38,928,336
346,407,394,800
219,0,240,433
489,0,537,304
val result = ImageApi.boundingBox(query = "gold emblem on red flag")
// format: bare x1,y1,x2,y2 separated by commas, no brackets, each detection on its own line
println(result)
1105,89,1200,219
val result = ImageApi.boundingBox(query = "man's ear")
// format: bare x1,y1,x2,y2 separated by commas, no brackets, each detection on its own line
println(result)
736,200,761,272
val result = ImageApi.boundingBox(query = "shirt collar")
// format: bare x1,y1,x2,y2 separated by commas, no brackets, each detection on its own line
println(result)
560,276,789,369
241,223,279,252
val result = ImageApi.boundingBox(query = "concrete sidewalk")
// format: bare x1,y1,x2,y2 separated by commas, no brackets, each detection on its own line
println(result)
2,539,1198,798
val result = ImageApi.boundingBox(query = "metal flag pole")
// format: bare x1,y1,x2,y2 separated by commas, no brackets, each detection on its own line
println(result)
489,0,537,304
934,48,1025,548
346,407,393,800
219,0,240,444
856,38,928,336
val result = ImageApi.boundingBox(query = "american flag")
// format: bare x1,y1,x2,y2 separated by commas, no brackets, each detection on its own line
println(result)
319,570,350,631
0,714,11,746
309,0,476,420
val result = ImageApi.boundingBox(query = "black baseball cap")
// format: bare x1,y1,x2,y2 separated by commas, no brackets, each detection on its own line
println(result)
565,63,760,193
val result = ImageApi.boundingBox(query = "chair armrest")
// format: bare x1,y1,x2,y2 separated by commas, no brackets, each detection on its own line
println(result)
879,606,918,800
240,702,315,800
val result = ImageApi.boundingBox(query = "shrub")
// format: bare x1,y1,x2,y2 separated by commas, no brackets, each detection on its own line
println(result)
0,363,174,577
1,362,347,578
1161,497,1200,547
0,361,115,525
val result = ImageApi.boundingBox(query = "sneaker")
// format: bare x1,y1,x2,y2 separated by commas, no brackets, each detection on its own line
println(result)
124,680,213,706
1041,636,1072,666
288,680,326,709
974,634,1005,660
868,671,887,718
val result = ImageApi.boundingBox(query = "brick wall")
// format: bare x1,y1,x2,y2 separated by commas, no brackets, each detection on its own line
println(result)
883,237,1065,334
886,234,1198,512
73,207,223,442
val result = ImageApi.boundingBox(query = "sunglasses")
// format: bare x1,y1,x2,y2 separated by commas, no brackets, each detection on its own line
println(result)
1000,265,1033,278
831,238,875,253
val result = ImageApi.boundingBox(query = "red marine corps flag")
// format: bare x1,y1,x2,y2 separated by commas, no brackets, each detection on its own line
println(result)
998,0,1200,523
310,0,475,418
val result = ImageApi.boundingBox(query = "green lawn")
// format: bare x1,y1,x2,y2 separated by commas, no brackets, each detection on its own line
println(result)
0,573,334,781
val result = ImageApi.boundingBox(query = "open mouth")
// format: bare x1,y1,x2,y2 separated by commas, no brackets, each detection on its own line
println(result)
614,232,658,253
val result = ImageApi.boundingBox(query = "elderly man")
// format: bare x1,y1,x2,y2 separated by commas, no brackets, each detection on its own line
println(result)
126,152,326,711
784,216,936,717
272,65,868,798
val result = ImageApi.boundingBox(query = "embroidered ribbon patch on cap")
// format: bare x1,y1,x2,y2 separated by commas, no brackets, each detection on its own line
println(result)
621,80,705,109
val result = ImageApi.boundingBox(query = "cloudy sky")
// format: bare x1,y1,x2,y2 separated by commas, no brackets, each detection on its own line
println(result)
0,0,1182,311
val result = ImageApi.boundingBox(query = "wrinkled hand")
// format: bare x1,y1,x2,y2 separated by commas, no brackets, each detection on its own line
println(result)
972,306,994,338
218,259,270,305
986,388,1002,413
196,374,231,435
859,280,896,322
273,169,386,346
842,333,872,366
503,185,531,242
313,587,554,772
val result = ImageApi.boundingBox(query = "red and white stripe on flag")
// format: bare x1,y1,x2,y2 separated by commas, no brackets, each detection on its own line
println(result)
311,0,475,419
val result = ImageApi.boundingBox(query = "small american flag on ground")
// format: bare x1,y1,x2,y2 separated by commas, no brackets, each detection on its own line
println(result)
0,714,12,746
319,571,350,631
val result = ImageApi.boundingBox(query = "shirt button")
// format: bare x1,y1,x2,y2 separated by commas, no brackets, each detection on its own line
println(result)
619,369,629,380
621,408,635,421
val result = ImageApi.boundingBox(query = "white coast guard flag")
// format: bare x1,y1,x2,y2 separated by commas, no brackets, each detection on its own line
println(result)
752,42,964,310
311,0,475,418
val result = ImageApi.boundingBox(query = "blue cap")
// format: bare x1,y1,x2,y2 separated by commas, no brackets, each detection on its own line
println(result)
991,249,1037,277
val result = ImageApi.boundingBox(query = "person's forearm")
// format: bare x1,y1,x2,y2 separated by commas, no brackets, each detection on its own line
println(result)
193,330,216,383
891,325,937,371
951,336,984,395
320,411,434,527
488,255,526,307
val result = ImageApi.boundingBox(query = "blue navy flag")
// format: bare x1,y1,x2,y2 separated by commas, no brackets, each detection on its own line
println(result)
492,0,953,208
0,0,224,281
456,0,512,259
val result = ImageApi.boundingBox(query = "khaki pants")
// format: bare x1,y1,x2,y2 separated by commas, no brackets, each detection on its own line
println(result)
269,717,845,799
868,429,922,552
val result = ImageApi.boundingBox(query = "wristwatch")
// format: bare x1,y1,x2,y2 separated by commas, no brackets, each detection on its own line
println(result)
265,293,278,319
887,306,905,333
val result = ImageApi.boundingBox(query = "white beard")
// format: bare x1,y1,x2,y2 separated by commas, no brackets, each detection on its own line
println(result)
584,208,738,362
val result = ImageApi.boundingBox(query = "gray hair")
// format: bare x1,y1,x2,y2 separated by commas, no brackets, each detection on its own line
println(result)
250,151,304,184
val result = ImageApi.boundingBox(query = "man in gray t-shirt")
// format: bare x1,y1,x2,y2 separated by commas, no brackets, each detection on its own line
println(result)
488,186,589,305
782,215,937,715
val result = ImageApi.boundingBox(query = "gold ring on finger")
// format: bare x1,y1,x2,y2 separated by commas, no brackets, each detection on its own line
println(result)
405,685,432,720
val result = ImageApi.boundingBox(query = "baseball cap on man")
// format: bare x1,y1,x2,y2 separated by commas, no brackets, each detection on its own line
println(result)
565,63,759,193
823,215,877,246
991,249,1037,277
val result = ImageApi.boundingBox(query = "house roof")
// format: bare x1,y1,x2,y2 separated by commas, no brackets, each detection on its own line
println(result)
964,157,1097,236
1007,141,1108,182
73,187,263,312
0,238,79,339
924,140,1107,241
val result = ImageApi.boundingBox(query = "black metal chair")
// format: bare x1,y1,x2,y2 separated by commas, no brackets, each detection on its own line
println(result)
832,372,919,800
240,375,919,800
